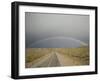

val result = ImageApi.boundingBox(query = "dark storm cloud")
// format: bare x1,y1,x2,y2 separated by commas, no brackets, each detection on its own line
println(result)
25,12,89,48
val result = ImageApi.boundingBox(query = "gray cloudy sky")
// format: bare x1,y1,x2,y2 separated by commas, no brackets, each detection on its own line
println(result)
25,12,89,48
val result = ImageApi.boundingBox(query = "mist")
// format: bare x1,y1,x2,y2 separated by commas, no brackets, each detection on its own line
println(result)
25,12,89,48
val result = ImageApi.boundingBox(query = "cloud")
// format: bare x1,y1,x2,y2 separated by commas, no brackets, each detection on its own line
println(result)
25,12,89,48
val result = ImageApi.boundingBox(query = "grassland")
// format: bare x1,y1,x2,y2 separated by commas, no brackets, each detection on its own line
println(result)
25,48,53,67
56,47,89,65
25,47,89,68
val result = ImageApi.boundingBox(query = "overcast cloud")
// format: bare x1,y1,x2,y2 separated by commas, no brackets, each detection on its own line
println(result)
25,12,89,48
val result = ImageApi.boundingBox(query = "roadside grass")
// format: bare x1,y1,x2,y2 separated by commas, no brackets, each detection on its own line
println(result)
25,47,89,68
25,48,55,68
56,47,89,65
25,48,52,63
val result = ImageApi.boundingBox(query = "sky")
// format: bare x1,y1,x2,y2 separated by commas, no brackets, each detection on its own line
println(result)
25,12,89,48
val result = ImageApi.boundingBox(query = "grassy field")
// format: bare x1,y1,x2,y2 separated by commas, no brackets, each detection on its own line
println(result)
56,47,89,65
25,48,53,67
25,47,89,67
